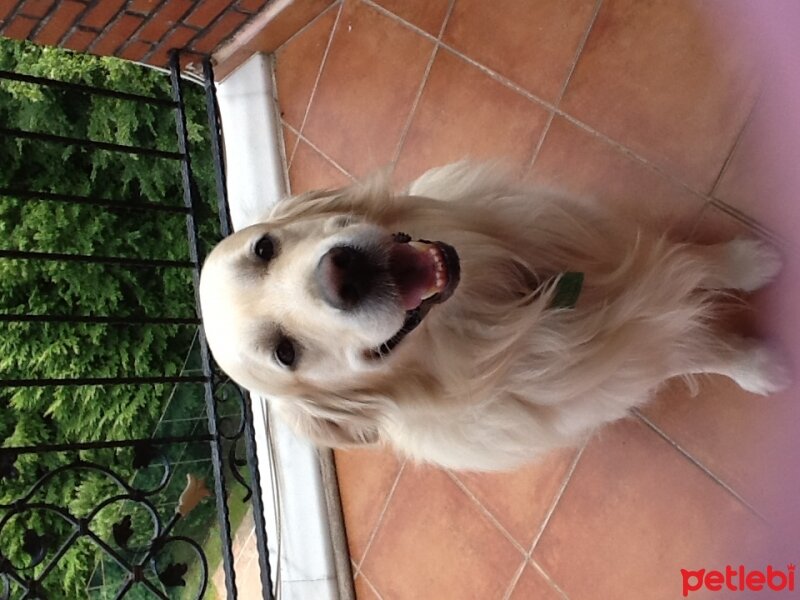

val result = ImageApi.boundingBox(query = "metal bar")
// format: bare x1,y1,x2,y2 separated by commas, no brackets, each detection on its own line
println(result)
0,375,208,387
0,433,213,455
0,314,201,325
30,530,81,587
0,248,195,269
3,568,31,597
86,532,170,600
0,188,189,215
0,126,184,160
111,578,135,600
203,55,275,600
0,70,177,107
169,49,238,600
202,59,232,237
241,393,276,600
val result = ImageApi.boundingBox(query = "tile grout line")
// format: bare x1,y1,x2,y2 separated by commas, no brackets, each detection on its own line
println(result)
387,0,457,171
526,111,555,177
527,0,604,172
388,45,439,172
434,0,457,38
441,49,712,210
359,569,386,600
707,199,784,245
553,109,708,202
690,193,780,249
634,410,769,522
546,106,778,246
528,443,586,554
529,558,572,600
686,194,782,248
700,86,782,243
282,120,359,182
273,0,341,55
449,444,585,600
299,0,780,251
362,0,718,208
448,472,575,597
364,0,556,114
555,0,605,110
360,0,428,35
709,89,762,199
519,447,587,600
446,471,529,555
355,459,407,572
304,0,777,248
509,446,590,600
287,0,344,169
685,199,715,242
500,556,529,600
501,446,585,600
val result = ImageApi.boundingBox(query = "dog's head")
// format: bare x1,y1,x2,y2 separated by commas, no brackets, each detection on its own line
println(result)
199,183,461,445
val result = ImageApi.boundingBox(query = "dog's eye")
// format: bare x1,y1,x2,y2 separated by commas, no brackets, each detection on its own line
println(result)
253,235,275,261
275,337,296,368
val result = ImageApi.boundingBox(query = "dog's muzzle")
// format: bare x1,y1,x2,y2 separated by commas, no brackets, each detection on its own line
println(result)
315,235,460,358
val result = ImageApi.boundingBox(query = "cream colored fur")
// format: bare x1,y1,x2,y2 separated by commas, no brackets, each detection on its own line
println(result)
199,162,789,471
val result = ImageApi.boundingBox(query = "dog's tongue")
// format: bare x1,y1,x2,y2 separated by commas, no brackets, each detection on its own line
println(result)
389,242,443,310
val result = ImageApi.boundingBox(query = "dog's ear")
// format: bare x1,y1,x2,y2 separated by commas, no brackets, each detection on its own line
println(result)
287,410,381,448
272,390,385,448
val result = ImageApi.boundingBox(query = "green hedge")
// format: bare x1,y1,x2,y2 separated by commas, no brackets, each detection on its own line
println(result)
0,38,224,598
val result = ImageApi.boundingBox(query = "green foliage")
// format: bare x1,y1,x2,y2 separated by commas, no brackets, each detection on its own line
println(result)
0,38,224,598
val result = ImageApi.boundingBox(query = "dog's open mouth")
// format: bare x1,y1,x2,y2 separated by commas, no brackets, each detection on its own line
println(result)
388,233,460,310
367,233,461,359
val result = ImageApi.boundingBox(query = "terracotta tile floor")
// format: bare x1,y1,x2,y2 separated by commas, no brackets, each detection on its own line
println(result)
271,1,799,598
212,509,263,599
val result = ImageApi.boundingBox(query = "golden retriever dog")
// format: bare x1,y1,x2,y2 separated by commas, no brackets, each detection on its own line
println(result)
199,162,789,471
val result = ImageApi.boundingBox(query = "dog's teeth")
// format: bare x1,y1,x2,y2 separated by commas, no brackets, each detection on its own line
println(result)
421,289,437,300
406,242,446,288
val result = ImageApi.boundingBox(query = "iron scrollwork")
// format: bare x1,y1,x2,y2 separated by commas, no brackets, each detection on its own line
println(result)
0,443,211,599
211,369,256,502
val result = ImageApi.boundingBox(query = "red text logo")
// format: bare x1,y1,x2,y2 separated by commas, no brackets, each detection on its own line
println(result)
681,564,796,596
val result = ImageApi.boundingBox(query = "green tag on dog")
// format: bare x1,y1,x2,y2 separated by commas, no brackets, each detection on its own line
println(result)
550,271,584,309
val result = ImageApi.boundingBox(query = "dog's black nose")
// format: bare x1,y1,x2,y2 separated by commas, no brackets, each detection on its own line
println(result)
316,245,376,310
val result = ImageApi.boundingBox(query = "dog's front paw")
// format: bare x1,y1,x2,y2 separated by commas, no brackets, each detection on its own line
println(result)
724,238,783,292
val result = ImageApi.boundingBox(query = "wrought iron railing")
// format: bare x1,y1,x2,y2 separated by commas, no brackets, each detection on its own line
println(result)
0,50,273,599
